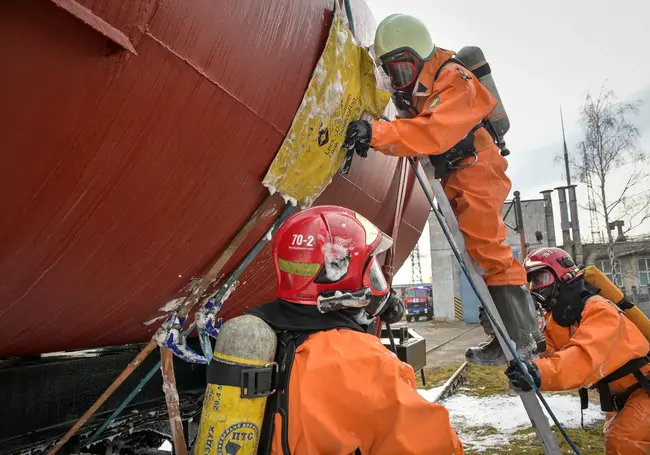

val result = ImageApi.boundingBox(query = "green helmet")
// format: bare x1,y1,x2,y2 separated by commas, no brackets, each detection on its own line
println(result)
374,14,436,62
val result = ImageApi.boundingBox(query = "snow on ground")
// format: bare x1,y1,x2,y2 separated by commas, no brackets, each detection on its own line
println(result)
418,389,605,452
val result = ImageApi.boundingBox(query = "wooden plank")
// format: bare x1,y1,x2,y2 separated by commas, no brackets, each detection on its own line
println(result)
160,348,188,455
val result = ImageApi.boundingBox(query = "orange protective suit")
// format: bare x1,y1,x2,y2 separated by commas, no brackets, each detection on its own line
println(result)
270,328,464,454
536,295,650,454
370,49,525,286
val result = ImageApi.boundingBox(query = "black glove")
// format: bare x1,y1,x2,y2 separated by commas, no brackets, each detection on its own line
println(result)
343,120,372,157
378,290,405,324
505,360,541,392
478,306,494,336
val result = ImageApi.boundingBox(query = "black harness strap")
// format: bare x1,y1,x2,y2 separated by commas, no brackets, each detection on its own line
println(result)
609,368,650,412
248,301,367,454
578,387,589,428
257,331,304,455
600,356,649,383
594,354,650,412
256,331,364,455
433,57,465,81
207,359,276,398
427,124,481,179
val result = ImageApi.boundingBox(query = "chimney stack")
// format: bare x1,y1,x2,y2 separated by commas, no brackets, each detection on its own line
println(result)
567,185,583,263
556,186,572,251
540,190,556,247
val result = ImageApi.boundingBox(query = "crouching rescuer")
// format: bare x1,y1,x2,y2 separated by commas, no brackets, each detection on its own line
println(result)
194,205,464,454
342,13,543,365
506,247,650,454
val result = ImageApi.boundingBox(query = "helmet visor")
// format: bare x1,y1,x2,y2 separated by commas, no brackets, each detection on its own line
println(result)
384,61,418,90
354,212,393,255
372,232,394,256
528,269,555,291
364,256,389,296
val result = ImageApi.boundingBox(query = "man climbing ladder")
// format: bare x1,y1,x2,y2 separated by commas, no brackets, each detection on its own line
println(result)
344,13,544,366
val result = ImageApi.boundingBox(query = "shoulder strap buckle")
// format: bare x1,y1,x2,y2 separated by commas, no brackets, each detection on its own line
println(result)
240,362,279,398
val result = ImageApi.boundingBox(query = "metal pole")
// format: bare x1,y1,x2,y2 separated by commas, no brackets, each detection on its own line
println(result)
540,190,556,247
567,185,583,263
556,186,572,250
513,191,527,259
560,106,571,186
376,157,408,353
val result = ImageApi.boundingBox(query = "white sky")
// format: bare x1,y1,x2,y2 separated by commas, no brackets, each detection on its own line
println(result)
364,0,650,284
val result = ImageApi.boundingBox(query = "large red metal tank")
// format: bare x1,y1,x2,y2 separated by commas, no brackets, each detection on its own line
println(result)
0,0,429,357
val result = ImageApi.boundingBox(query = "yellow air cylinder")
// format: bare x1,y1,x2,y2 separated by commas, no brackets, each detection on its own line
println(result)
194,314,277,455
583,265,650,342
623,306,650,342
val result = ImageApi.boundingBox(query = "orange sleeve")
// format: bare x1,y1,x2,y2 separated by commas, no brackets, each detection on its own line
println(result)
369,65,497,157
366,356,464,454
534,299,625,391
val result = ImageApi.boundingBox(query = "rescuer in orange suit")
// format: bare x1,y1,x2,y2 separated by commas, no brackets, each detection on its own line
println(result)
343,13,543,366
505,247,650,454
248,205,464,454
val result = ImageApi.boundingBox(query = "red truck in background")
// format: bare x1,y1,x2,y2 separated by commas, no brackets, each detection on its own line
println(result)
404,285,434,322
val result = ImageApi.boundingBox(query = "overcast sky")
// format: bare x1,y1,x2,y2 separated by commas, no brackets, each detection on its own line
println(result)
363,0,650,284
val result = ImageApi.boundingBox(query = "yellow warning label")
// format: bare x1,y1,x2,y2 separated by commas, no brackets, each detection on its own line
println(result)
262,2,391,208
195,383,267,455
217,421,259,455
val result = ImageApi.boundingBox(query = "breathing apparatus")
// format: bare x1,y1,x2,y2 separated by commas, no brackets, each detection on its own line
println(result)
526,247,650,339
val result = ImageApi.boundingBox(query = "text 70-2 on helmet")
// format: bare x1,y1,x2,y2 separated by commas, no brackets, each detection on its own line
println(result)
272,205,393,317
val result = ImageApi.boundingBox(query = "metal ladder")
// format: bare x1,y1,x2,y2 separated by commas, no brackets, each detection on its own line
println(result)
412,158,564,454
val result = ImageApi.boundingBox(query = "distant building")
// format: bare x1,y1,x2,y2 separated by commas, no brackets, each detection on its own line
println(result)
503,197,550,259
577,238,650,316
426,182,650,321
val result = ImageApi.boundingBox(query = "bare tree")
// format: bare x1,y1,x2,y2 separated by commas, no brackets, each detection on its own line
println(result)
569,83,648,271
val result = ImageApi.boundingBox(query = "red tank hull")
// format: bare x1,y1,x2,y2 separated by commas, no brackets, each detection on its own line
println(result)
0,0,429,357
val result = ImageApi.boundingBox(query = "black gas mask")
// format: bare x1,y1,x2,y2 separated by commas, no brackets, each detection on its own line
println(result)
530,276,590,327
527,254,594,327
531,282,558,311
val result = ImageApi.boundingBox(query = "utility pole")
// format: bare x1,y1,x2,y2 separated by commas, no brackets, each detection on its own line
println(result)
513,191,527,259
560,106,571,186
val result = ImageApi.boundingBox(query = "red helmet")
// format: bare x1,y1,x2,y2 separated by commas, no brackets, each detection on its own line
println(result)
272,205,393,314
523,247,582,292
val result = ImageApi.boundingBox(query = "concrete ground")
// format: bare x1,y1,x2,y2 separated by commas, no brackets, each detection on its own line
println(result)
393,320,488,368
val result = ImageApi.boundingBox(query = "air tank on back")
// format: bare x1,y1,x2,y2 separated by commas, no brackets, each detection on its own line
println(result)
456,46,510,140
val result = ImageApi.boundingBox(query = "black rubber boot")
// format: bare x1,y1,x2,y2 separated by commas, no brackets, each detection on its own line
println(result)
464,285,542,366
